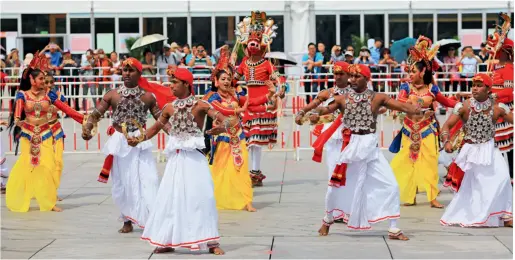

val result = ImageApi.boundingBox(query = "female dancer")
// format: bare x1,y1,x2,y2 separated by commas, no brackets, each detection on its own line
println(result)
205,49,277,210
6,54,62,212
389,37,457,208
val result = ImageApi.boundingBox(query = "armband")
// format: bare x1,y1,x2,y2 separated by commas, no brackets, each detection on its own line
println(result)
452,103,463,115
498,103,511,114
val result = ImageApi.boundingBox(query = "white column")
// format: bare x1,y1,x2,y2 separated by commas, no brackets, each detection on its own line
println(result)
211,14,216,52
17,14,23,58
384,13,389,47
408,13,413,38
433,13,438,42
163,16,167,40
360,12,365,41
187,0,192,46
482,12,487,42
65,14,71,49
283,2,292,53
335,14,340,45
114,15,119,53
309,1,316,43
139,16,143,37
457,11,462,44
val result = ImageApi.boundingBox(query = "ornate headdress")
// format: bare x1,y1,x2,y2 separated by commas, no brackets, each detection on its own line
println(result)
486,13,512,62
22,51,50,79
235,11,278,48
211,48,235,82
406,36,440,72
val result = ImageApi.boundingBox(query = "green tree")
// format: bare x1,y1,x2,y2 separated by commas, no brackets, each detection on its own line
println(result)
351,33,370,56
125,37,143,60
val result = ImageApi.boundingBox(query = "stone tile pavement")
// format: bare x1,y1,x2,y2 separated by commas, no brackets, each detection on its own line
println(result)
1,115,513,259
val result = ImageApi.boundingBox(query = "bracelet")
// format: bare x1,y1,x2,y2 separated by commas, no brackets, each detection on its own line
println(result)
297,110,306,116
441,131,449,137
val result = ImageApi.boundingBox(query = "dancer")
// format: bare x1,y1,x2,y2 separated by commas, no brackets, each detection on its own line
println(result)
5,53,62,212
440,73,513,227
295,61,350,222
311,64,419,240
205,49,277,211
82,57,170,233
129,67,233,254
233,11,286,186
389,36,457,208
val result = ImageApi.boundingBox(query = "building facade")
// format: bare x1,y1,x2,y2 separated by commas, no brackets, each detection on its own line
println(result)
1,0,513,57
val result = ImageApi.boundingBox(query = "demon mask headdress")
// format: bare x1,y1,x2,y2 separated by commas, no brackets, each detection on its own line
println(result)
235,11,278,57
406,36,440,73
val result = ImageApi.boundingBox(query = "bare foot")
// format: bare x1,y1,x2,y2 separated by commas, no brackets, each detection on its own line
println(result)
118,222,133,233
389,233,409,241
209,247,225,255
57,196,63,201
153,247,175,254
1,187,5,194
51,206,63,212
318,224,330,236
430,200,444,208
504,220,513,228
245,203,257,212
403,197,416,206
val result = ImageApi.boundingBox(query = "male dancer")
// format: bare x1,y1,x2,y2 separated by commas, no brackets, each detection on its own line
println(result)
295,61,350,222
127,68,235,254
82,58,171,233
311,64,419,240
440,73,512,227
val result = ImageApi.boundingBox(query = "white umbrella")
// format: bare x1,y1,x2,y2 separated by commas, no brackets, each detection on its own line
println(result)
130,34,168,51
434,39,461,52
265,52,297,65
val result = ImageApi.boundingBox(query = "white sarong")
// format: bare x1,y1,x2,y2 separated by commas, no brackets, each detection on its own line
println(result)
141,135,220,250
103,130,158,228
1,127,9,188
322,123,346,220
326,133,401,230
440,140,513,227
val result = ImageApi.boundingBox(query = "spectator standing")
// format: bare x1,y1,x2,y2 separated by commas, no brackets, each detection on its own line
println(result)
80,49,97,110
59,49,80,110
42,43,63,67
443,47,459,92
141,49,156,81
369,39,383,63
186,43,214,95
95,49,112,98
157,43,180,82
478,42,489,72
317,42,331,91
109,51,121,88
457,46,482,91
354,47,375,65
302,42,323,103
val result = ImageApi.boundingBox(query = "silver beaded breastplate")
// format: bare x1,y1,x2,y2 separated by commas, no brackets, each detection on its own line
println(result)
324,87,349,115
169,95,203,139
112,86,148,132
464,98,495,144
342,89,376,133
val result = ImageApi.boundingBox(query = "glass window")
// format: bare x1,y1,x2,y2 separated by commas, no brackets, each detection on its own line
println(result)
23,37,64,55
413,14,434,41
167,17,187,46
71,18,90,34
365,14,384,41
512,12,514,29
268,15,284,52
339,15,360,48
316,15,336,52
462,13,482,29
486,13,498,38
94,18,115,52
1,19,17,32
389,14,409,42
119,18,139,33
215,16,236,48
143,18,163,36
437,14,458,40
22,14,66,34
192,17,212,52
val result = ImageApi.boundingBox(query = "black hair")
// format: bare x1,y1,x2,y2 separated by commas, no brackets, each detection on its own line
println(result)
382,48,391,55
480,42,487,48
308,42,315,48
143,48,152,56
462,46,473,51
196,43,205,49
414,61,433,85
8,68,44,154
210,69,234,92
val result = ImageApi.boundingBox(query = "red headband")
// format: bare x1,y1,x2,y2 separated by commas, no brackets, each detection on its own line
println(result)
348,64,371,79
167,66,195,95
333,61,349,73
472,73,493,87
122,57,142,73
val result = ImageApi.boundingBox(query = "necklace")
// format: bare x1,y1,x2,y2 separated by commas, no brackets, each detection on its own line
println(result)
118,85,141,97
173,95,196,109
470,97,492,112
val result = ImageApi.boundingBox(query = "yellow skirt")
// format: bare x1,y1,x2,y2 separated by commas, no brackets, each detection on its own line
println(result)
210,141,253,210
6,138,57,212
391,133,439,204
53,138,64,190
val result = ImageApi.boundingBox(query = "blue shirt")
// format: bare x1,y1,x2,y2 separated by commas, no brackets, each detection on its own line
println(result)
46,51,62,67
369,46,381,64
302,52,324,75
